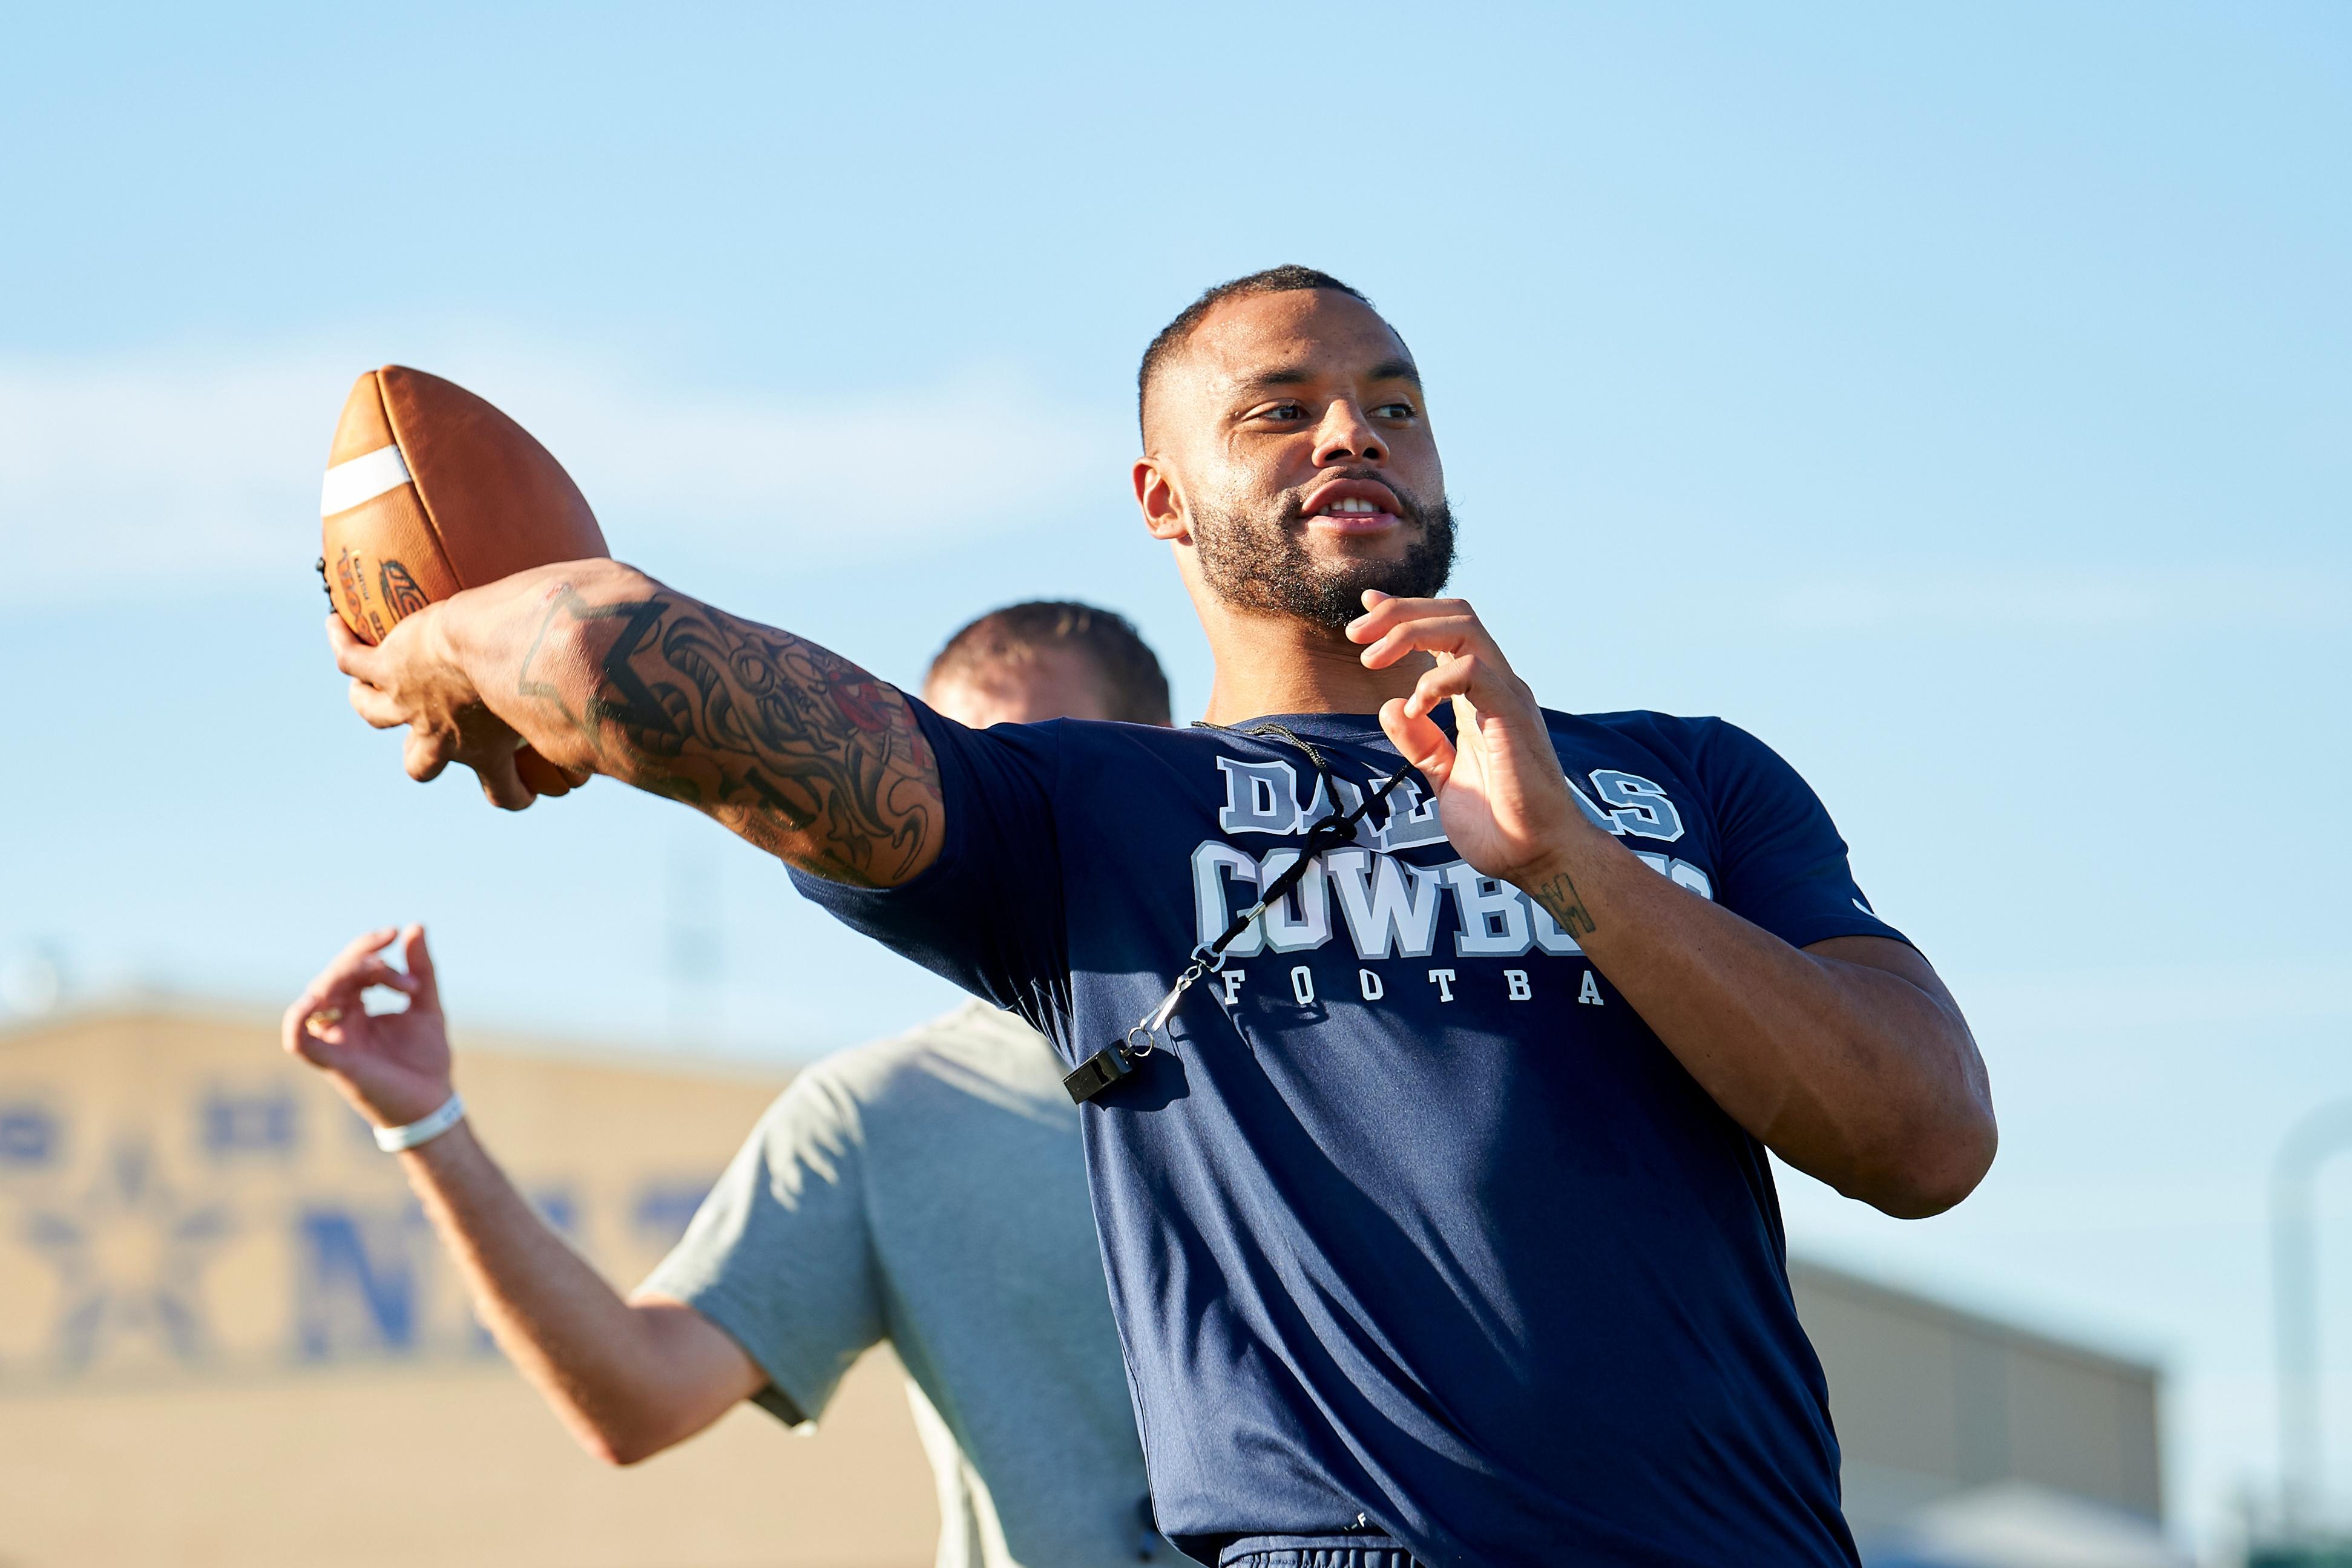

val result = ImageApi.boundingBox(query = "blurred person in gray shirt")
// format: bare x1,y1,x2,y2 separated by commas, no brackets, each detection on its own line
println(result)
284,602,1177,1567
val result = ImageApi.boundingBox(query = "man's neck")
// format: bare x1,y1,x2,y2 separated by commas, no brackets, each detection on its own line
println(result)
1199,609,1434,724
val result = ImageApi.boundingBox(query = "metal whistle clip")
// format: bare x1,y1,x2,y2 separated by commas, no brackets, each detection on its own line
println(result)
1142,980,1188,1037
1064,947,1223,1106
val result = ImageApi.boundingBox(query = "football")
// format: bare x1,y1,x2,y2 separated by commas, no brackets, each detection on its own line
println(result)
319,366,608,644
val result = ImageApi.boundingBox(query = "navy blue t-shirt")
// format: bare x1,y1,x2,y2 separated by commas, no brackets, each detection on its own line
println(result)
790,705,1903,1567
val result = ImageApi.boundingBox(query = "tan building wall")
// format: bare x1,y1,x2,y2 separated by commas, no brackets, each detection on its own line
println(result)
1793,1257,2165,1547
1,1009,2164,1565
0,1009,939,1568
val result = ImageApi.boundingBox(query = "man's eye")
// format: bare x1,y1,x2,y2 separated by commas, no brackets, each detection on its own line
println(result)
1261,402,1306,421
1376,402,1417,419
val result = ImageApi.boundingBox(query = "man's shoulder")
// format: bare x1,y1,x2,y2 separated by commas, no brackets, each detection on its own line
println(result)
925,713,1217,805
788,1000,1071,1129
1542,709,1830,833
950,713,1203,756
1544,707,1732,778
1547,705,1724,749
1549,707,1805,774
1019,715,1227,769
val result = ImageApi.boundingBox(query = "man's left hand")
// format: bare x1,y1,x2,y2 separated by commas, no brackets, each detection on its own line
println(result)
1350,591,1586,885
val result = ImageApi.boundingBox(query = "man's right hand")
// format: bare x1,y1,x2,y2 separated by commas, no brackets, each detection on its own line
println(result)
332,605,587,812
283,925,456,1129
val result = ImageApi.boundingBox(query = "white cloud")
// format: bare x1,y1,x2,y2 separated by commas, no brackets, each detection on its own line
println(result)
0,344,1130,605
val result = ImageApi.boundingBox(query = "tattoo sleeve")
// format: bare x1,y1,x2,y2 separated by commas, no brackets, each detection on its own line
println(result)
516,583,939,886
1532,870,1598,940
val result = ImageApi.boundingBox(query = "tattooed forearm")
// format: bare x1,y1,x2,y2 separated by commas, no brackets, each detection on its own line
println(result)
516,583,939,885
1532,871,1598,940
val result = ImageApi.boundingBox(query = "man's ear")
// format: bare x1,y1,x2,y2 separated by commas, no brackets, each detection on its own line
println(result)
1133,456,1191,544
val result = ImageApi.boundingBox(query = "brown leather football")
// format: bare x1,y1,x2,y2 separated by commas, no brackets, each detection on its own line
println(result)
320,366,608,644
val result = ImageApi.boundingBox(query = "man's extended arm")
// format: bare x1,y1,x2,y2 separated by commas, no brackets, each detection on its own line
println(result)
283,927,766,1465
1353,591,1997,1219
395,1122,763,1465
332,558,943,886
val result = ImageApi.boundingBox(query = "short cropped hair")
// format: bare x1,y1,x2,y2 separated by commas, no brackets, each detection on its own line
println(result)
1137,265,1374,441
925,601,1172,726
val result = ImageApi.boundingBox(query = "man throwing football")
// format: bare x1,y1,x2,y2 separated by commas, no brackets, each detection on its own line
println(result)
332,267,1996,1566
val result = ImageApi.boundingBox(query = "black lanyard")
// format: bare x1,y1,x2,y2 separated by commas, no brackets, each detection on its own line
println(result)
1062,723,1416,1106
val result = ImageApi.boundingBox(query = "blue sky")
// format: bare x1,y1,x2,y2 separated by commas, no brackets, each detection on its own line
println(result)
3,2,2347,1547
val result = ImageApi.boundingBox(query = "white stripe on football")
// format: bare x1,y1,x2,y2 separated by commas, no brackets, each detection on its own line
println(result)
320,444,412,517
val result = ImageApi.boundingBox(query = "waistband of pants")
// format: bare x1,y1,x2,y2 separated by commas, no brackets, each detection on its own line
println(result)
1215,1535,1416,1568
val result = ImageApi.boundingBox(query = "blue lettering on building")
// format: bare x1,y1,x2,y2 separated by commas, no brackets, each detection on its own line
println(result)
530,1186,580,1240
202,1087,298,1159
295,1205,422,1359
0,1103,59,1167
632,1180,715,1248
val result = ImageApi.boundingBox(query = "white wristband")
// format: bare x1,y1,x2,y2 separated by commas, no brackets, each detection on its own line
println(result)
375,1092,466,1153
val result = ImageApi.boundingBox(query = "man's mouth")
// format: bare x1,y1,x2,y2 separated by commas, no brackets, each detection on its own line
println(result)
1301,479,1405,535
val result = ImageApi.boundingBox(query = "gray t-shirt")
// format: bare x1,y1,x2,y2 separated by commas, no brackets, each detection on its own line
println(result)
642,1001,1161,1568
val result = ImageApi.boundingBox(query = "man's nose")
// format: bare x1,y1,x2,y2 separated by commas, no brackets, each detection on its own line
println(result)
1312,401,1384,467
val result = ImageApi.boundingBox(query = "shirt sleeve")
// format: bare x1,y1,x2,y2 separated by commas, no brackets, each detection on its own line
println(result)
636,1066,881,1428
787,700,1073,1040
1689,718,1913,952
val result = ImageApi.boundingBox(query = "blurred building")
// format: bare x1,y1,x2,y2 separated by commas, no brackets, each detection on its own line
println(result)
1,1009,2165,1567
0,1008,935,1568
1795,1260,2167,1560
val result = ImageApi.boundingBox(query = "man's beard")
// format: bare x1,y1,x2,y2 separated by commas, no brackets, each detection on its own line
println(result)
1191,479,1459,631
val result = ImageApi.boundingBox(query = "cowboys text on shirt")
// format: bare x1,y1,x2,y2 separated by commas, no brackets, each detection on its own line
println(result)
1192,754,1715,1009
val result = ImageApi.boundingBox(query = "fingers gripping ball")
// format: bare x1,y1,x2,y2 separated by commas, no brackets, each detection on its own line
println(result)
318,366,609,645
